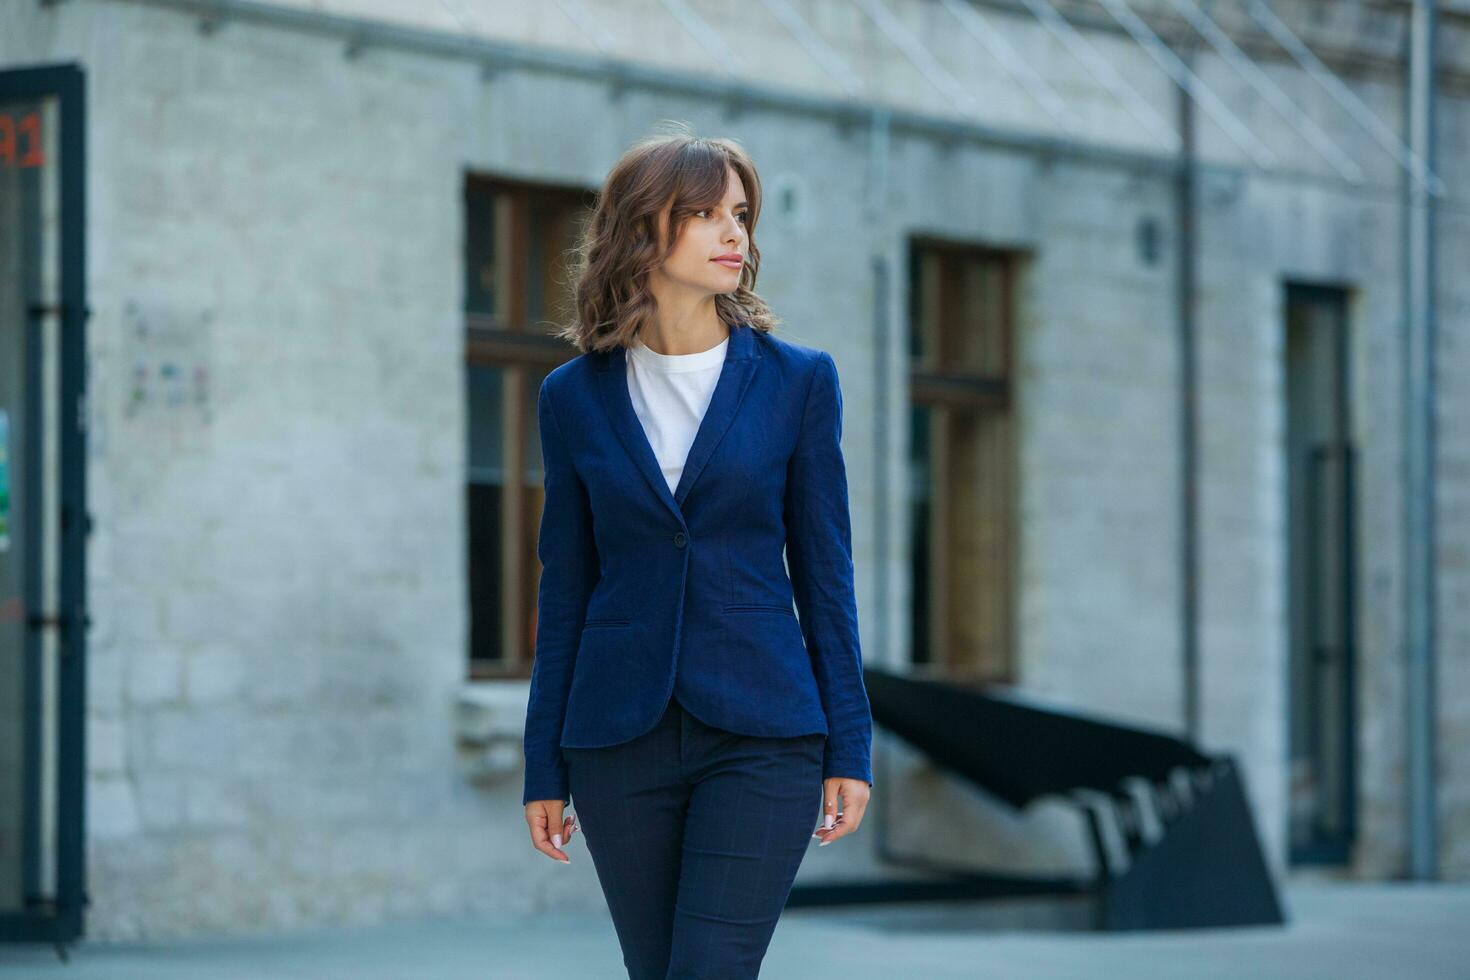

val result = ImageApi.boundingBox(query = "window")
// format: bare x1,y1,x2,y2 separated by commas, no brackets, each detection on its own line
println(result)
464,175,594,678
907,240,1020,684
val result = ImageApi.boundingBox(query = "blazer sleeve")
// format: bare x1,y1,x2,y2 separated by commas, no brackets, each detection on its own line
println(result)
785,351,874,787
521,378,599,806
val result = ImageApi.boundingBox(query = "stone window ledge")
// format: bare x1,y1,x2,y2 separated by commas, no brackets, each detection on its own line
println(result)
457,679,530,788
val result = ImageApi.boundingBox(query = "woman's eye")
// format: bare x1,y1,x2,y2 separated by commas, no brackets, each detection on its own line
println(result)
696,209,748,223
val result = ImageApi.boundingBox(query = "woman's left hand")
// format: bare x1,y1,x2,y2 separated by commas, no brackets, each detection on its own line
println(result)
812,777,870,846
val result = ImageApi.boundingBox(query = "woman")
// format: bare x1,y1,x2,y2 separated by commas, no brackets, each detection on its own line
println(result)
521,125,874,979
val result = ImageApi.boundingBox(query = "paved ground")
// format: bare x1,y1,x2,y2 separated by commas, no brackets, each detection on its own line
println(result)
2,881,1467,979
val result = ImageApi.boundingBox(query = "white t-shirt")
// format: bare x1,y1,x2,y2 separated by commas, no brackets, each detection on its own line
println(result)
626,331,730,495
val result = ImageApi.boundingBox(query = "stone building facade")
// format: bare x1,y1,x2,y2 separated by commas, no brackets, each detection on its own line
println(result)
1,0,1466,940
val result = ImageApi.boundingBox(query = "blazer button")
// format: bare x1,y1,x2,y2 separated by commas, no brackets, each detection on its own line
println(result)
673,531,687,548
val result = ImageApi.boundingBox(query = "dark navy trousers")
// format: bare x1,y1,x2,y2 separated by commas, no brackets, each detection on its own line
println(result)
563,694,826,979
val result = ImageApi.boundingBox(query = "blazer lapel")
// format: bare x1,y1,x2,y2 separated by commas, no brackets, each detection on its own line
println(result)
596,322,761,524
674,323,758,508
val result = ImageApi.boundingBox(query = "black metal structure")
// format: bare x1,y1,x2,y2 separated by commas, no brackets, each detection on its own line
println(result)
788,668,1286,931
0,62,90,952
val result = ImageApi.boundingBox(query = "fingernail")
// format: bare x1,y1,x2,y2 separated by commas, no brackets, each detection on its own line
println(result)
824,814,834,830
552,834,563,849
558,857,571,864
818,839,832,846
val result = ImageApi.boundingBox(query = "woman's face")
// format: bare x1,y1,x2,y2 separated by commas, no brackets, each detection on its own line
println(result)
653,165,749,298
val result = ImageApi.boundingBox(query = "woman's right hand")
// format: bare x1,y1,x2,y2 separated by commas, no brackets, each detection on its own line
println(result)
525,800,578,864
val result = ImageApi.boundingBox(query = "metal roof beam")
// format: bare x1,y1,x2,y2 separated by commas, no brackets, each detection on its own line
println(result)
102,0,1468,208
550,0,620,58
656,0,748,80
1166,0,1364,185
1249,0,1446,196
854,0,983,117
757,0,866,100
1015,0,1181,153
938,0,1082,134
1097,0,1279,169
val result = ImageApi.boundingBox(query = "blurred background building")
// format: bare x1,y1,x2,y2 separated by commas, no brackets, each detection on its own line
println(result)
1,0,1467,944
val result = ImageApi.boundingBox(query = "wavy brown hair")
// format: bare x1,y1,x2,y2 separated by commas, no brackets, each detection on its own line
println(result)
555,123,782,354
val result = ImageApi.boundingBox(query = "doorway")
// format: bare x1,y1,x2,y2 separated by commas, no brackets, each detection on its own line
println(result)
1284,282,1357,866
0,62,89,944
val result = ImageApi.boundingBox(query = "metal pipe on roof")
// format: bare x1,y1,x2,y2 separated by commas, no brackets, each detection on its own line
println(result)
1164,0,1365,185
1174,3,1202,748
1097,0,1279,169
434,0,477,36
1403,0,1441,882
1250,0,1446,196
854,0,984,117
657,0,748,79
1015,0,1181,153
100,0,1468,212
757,0,866,100
864,106,896,866
938,0,1082,134
551,0,621,58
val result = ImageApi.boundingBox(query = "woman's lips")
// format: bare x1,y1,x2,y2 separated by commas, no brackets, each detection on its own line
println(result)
712,257,743,269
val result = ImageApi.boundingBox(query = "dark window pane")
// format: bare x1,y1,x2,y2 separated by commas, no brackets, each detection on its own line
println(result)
909,402,932,666
465,183,500,317
466,364,505,665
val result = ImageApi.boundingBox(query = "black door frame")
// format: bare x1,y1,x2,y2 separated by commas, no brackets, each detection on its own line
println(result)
0,61,89,946
1284,281,1358,866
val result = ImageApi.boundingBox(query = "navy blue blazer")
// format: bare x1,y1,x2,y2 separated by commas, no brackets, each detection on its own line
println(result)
521,321,873,805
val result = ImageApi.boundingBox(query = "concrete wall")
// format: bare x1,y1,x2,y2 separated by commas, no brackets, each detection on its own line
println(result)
2,0,1468,939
